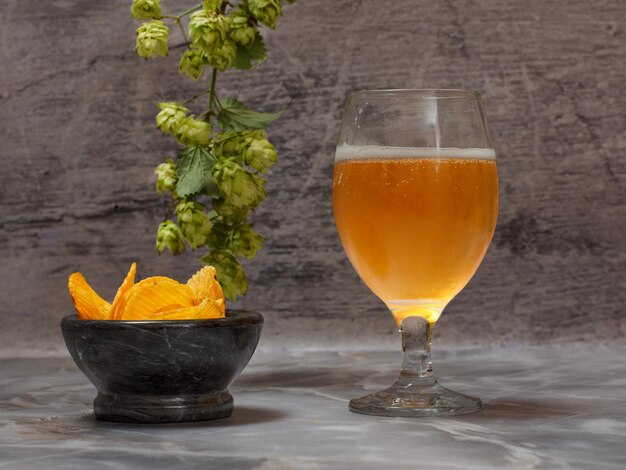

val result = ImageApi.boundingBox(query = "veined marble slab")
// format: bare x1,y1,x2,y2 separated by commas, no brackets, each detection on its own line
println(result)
1,345,625,469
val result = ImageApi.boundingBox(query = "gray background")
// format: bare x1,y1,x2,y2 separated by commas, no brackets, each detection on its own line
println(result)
0,0,624,355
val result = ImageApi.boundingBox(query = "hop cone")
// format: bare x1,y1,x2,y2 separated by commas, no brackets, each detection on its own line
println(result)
156,102,189,135
214,131,246,160
130,0,162,20
175,116,212,147
156,220,185,255
189,10,230,54
212,198,251,222
179,49,208,80
136,20,169,59
200,251,247,300
206,217,230,251
207,40,237,71
230,223,264,259
155,160,177,194
242,131,277,173
212,158,265,208
176,200,213,249
228,9,256,47
203,0,222,11
247,0,282,29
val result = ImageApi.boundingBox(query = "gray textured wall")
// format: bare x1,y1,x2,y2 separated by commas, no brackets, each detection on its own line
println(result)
0,0,624,355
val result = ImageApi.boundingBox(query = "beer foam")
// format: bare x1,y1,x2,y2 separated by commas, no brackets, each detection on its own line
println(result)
335,145,496,162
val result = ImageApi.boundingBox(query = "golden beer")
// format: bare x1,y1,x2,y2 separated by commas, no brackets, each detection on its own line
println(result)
332,149,498,324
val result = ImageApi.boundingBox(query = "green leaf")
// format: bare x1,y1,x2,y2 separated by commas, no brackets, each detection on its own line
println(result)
175,146,219,197
218,98,284,132
232,32,267,70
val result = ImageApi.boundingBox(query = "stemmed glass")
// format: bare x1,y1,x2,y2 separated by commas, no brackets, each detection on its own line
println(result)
332,89,499,416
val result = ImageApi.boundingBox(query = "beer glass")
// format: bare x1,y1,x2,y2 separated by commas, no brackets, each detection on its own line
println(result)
333,89,498,416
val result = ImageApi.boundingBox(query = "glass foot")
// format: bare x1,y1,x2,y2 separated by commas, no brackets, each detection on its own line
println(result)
349,377,482,417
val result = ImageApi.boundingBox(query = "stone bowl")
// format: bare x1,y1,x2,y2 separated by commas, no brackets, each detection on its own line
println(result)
61,310,263,424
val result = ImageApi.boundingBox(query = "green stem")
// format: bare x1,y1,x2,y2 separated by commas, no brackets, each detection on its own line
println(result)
208,68,219,114
176,19,189,44
176,4,203,20
183,89,210,105
212,92,222,111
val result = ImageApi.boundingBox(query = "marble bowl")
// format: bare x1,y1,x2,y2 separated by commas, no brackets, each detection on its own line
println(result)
61,310,263,424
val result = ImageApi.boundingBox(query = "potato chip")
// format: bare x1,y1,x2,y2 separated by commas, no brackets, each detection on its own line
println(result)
68,273,111,320
121,276,195,320
152,298,226,320
213,298,226,317
109,263,137,320
153,304,185,314
186,266,225,304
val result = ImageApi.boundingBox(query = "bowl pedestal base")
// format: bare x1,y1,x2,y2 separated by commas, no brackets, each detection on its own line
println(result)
94,391,233,424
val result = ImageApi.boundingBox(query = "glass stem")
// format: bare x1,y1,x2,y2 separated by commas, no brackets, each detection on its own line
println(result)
399,316,435,383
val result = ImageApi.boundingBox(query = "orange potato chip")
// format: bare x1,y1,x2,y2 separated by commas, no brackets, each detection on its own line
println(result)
153,304,185,314
186,266,225,304
121,277,195,320
214,298,226,317
152,298,226,320
109,263,137,320
68,273,111,320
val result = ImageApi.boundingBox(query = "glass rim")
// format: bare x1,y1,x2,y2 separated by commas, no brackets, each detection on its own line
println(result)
348,88,480,100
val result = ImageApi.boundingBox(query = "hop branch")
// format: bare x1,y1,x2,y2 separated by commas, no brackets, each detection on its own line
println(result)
131,0,294,300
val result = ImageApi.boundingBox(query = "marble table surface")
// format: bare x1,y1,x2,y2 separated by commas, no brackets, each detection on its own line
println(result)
1,344,625,469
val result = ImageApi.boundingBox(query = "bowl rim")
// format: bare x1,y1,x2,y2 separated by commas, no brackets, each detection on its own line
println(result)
61,309,263,328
